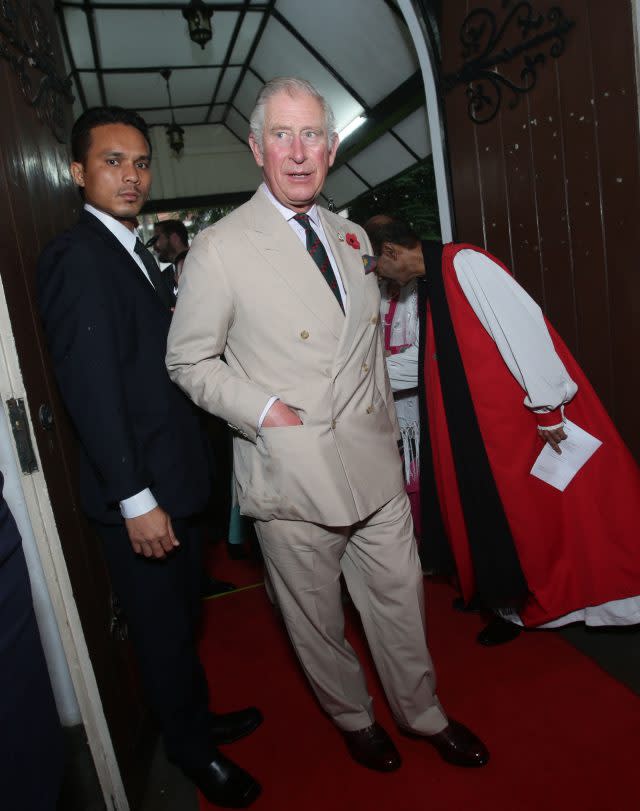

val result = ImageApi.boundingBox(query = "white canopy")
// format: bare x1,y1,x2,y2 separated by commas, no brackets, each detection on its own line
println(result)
59,0,432,209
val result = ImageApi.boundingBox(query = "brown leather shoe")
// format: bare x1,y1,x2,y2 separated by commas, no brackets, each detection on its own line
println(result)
426,720,489,767
342,722,402,772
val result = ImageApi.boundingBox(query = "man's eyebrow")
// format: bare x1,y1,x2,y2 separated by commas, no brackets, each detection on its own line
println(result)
98,150,151,161
268,124,324,132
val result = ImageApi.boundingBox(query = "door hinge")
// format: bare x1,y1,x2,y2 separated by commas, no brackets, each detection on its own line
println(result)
6,398,38,474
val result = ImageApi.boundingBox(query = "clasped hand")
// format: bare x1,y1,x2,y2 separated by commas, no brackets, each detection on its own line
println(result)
125,506,179,559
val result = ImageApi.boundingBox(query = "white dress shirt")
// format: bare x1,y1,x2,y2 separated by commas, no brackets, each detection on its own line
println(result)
84,204,159,519
256,184,348,429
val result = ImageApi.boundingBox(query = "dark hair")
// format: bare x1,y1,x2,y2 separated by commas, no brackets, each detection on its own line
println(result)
155,219,189,247
71,106,152,164
364,216,420,256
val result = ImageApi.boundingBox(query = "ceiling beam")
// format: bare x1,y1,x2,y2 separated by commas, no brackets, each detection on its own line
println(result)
76,64,243,74
82,0,107,105
390,130,420,162
137,102,225,113
271,9,370,113
222,0,276,127
344,164,372,190
55,4,88,110
58,2,269,9
205,0,249,121
331,71,424,171
141,190,253,214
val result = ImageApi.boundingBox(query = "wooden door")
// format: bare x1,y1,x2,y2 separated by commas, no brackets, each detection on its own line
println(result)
0,1,154,805
438,0,640,459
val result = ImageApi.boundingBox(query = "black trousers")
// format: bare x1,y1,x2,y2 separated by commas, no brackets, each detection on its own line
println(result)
0,544,64,811
95,517,215,770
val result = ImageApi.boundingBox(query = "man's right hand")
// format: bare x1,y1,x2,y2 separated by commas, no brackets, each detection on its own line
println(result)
125,506,180,559
261,400,302,428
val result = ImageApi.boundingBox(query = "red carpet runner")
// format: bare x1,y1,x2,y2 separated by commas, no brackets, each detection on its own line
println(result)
199,549,640,811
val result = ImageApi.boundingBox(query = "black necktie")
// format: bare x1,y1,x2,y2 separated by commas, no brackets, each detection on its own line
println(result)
293,213,344,312
134,239,176,310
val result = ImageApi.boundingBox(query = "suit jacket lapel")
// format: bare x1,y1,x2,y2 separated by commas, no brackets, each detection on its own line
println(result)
79,210,169,314
318,208,367,374
244,190,344,340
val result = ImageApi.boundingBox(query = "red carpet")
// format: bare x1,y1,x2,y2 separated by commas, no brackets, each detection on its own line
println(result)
200,546,640,811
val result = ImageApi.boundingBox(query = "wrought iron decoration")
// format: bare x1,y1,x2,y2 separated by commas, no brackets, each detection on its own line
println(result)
442,1,575,124
0,0,73,142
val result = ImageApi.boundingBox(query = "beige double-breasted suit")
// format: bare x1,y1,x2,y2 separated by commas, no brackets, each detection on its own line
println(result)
166,187,447,735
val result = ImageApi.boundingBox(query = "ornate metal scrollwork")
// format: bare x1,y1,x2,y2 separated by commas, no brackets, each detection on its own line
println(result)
0,0,74,142
442,1,575,124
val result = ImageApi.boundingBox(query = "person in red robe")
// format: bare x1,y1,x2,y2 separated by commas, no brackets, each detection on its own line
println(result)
365,215,640,645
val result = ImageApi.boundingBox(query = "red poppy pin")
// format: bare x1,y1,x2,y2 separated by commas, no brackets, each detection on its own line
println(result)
345,232,360,249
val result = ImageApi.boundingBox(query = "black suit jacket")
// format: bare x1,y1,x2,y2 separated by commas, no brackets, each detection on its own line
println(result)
37,210,211,525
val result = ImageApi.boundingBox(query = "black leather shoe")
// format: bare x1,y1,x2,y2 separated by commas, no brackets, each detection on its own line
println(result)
202,575,237,599
210,707,263,745
477,615,522,646
342,722,402,772
425,720,489,767
452,595,482,613
185,752,260,808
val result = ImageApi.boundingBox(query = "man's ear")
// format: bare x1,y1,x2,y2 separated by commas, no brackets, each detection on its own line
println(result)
382,242,396,260
248,133,264,167
327,133,339,167
70,161,85,188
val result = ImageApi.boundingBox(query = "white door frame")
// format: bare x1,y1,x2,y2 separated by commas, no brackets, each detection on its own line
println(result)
398,0,454,243
0,274,128,809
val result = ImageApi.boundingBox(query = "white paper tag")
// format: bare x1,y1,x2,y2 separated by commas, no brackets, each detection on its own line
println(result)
530,419,602,492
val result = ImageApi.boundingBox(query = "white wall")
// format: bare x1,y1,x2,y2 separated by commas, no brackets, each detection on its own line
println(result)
149,123,261,202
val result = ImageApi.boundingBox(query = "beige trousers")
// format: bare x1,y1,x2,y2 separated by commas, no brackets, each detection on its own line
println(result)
255,490,448,735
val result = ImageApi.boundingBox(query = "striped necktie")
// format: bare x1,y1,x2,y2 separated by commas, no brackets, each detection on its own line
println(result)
134,239,176,310
293,213,344,312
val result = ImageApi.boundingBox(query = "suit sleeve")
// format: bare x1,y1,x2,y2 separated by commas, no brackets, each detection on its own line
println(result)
38,241,151,503
166,230,272,442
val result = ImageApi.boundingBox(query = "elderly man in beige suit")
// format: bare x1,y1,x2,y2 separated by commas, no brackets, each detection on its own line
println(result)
166,77,488,773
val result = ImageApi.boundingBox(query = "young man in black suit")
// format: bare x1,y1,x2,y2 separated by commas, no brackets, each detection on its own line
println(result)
37,107,261,808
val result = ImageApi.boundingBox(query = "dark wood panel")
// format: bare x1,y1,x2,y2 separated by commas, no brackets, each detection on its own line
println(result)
495,36,544,305
587,0,640,453
526,61,579,354
440,0,639,458
474,106,513,264
440,0,486,246
554,0,613,409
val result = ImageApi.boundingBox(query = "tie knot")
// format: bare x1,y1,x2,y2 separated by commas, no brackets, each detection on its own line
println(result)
293,213,312,230
134,238,146,256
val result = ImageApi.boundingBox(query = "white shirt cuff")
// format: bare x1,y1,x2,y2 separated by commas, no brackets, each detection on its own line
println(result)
258,396,279,431
120,488,158,519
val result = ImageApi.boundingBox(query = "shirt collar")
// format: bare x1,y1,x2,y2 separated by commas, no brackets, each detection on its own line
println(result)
84,203,139,253
260,182,320,228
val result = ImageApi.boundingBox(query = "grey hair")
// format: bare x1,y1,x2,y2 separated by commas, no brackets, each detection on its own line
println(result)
249,77,337,151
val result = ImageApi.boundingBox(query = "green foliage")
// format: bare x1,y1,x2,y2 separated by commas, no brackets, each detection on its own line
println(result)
347,156,441,240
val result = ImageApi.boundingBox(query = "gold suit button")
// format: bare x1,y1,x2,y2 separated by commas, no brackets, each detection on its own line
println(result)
362,363,369,373
300,330,310,340
366,405,373,414
370,315,378,325
331,419,336,429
